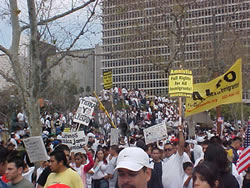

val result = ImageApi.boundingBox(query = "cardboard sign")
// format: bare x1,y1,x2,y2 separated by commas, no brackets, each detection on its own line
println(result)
110,128,119,146
143,122,168,145
103,70,112,90
23,136,49,163
185,59,242,116
73,99,96,126
63,128,71,132
61,131,86,153
169,69,193,97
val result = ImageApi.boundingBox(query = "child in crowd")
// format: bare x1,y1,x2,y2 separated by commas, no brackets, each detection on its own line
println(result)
70,146,94,188
183,162,193,188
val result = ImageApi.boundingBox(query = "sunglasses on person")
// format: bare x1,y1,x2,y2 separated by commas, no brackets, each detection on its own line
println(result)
164,148,173,152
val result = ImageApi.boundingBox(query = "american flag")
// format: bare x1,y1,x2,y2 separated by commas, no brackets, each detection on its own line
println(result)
236,123,250,173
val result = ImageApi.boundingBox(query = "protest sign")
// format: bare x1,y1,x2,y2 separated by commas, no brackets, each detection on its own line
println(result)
23,136,49,163
73,99,96,126
169,69,193,97
61,131,86,153
110,128,119,146
103,70,112,90
185,59,242,117
143,122,168,145
63,128,71,132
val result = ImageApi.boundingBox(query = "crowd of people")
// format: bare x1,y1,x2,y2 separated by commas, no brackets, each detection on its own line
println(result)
0,88,249,188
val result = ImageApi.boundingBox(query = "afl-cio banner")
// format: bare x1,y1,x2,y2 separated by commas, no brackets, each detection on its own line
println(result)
185,58,242,117
169,69,193,97
103,70,112,90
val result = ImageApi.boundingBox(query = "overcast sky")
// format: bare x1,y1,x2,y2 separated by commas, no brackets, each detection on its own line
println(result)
0,0,102,50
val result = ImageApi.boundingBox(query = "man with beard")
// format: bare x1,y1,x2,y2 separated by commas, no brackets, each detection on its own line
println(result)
115,147,152,188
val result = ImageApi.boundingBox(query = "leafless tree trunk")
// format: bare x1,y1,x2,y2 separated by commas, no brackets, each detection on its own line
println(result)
0,0,98,136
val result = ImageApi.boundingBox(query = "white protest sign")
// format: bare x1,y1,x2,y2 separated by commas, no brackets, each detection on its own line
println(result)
73,99,96,126
143,122,168,145
61,131,86,152
110,128,119,146
23,136,49,163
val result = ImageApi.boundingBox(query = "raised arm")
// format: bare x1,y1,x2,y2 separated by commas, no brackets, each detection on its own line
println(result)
177,125,185,156
83,145,94,173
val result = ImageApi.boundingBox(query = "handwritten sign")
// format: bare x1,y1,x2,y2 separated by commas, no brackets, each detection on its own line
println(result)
74,99,96,126
110,128,119,146
61,131,86,152
169,69,193,97
23,136,49,163
143,122,168,145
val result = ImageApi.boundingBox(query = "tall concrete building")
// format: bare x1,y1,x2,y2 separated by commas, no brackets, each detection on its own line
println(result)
102,0,250,96
51,45,103,95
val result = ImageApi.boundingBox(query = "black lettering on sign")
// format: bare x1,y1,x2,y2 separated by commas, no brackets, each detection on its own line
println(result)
83,101,96,108
224,71,236,82
82,107,88,113
193,91,205,101
216,80,222,88
76,114,90,124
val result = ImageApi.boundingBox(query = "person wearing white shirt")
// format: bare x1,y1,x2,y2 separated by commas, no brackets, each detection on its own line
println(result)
89,149,108,188
9,133,18,149
191,140,203,162
183,162,193,188
162,125,185,188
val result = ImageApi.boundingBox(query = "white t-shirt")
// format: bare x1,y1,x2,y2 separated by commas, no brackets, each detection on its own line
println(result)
162,152,185,188
23,166,35,182
10,138,18,149
192,144,203,162
91,161,108,180
17,112,24,121
183,174,193,188
183,152,192,163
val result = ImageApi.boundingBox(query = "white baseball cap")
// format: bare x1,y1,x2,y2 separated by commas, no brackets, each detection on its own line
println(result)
87,132,95,138
115,147,153,171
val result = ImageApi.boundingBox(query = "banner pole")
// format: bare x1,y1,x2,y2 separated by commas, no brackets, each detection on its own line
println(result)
241,102,244,130
179,97,182,125
93,91,117,129
109,89,117,126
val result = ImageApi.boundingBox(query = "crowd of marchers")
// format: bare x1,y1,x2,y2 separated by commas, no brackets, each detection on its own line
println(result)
1,123,250,188
0,88,249,188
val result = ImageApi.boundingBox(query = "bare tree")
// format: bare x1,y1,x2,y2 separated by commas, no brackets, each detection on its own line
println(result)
0,0,99,136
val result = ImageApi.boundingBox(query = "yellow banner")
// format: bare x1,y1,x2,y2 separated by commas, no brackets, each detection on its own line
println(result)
103,70,112,90
185,58,242,117
169,69,193,97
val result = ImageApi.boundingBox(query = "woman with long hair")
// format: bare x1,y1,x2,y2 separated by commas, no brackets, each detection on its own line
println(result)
90,149,108,188
204,143,239,188
193,161,219,188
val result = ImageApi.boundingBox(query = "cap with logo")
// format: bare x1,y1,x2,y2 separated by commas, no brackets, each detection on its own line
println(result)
115,147,153,171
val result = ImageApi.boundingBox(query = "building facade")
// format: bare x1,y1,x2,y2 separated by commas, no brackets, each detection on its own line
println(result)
101,0,250,96
50,45,103,95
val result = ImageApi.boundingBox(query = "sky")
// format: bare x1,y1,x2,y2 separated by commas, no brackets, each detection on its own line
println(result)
0,0,102,51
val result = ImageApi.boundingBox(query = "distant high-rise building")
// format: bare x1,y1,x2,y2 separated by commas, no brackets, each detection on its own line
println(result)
102,0,250,96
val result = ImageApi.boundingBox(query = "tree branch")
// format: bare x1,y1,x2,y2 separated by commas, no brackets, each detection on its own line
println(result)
0,45,11,57
42,0,99,77
0,68,29,96
21,0,96,31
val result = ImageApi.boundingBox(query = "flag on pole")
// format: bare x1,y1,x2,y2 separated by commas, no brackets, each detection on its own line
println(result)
236,123,250,173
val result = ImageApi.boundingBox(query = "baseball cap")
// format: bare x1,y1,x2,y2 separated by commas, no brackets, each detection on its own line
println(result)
87,132,95,138
115,147,153,171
